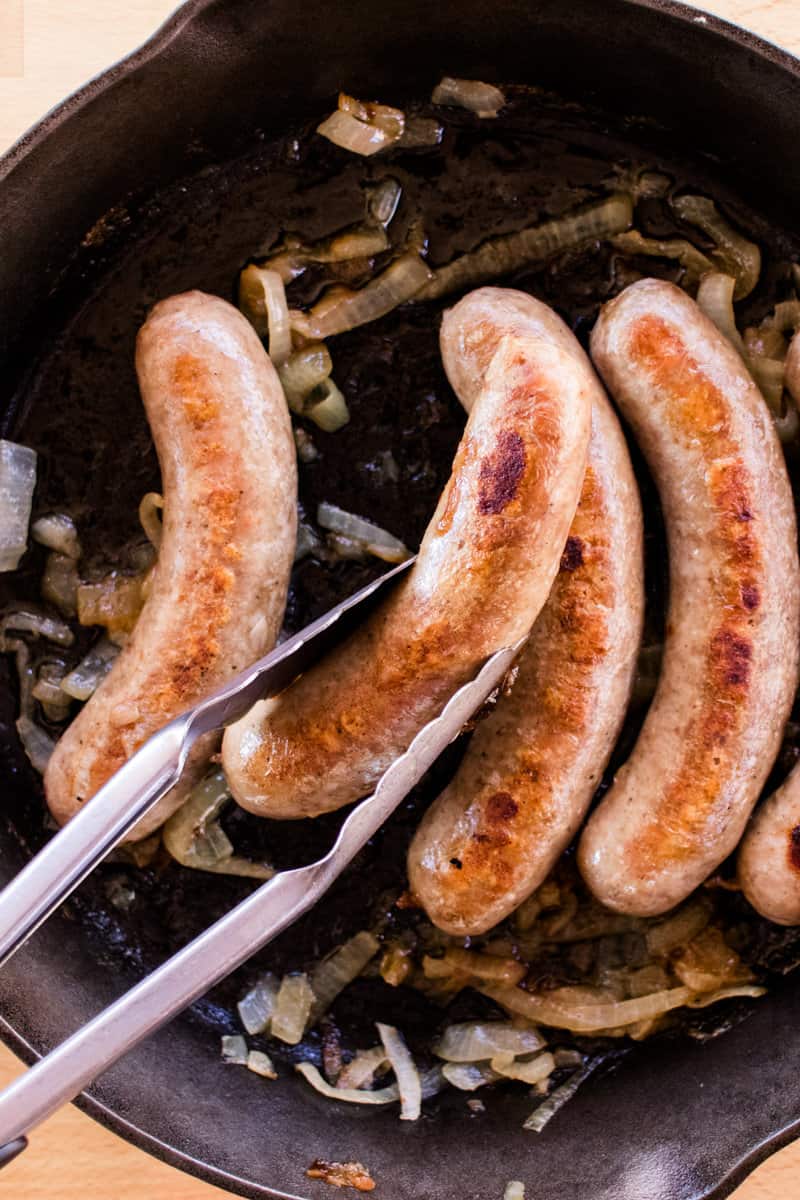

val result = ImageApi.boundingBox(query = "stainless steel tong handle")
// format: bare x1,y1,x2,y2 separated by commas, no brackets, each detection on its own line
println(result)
0,641,520,1151
0,558,413,970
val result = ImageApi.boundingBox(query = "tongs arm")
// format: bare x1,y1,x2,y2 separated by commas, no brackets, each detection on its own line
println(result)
0,641,519,1154
0,559,413,970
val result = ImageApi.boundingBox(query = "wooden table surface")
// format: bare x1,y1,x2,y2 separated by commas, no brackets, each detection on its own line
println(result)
1,0,800,1196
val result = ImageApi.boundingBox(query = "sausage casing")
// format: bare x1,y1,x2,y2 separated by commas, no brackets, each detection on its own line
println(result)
408,288,644,935
579,278,800,916
45,290,297,839
739,768,800,925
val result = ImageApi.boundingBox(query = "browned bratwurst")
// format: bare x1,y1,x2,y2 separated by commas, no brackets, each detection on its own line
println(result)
579,279,800,916
737,326,800,926
222,294,593,820
739,771,800,925
45,291,297,839
408,289,644,936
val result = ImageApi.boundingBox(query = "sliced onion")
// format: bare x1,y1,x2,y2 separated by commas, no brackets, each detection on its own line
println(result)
237,973,279,1035
0,441,37,572
41,552,79,617
317,502,410,564
769,300,800,336
272,973,314,1045
645,897,712,957
441,1062,499,1091
317,111,396,157
523,1062,597,1133
221,1034,248,1065
60,637,119,701
162,770,274,879
419,1065,446,1100
260,226,389,284
291,253,432,340
611,230,713,287
490,1050,556,1086
307,931,380,1028
696,273,747,357
417,194,633,302
316,226,390,262
16,714,55,774
9,640,36,722
368,178,403,226
423,948,526,986
379,943,413,987
698,271,790,418
0,607,74,651
247,1049,278,1079
297,1061,401,1105
504,1182,526,1200
337,1047,390,1091
686,985,766,1008
278,344,332,413
309,1060,442,1106
77,572,147,644
325,532,370,563
238,265,292,365
672,194,761,299
433,1021,546,1063
306,380,350,433
752,355,791,417
672,927,754,992
295,521,322,562
32,662,72,722
338,93,405,139
626,964,671,998
31,512,80,559
481,982,692,1033
376,1022,421,1121
431,76,506,119
138,492,164,551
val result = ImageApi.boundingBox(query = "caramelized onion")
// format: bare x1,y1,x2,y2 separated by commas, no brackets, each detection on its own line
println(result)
417,194,633,301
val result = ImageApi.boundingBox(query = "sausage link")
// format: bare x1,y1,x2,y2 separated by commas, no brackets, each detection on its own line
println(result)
45,291,297,839
579,278,800,916
739,769,800,925
785,328,800,408
222,290,593,820
408,288,644,935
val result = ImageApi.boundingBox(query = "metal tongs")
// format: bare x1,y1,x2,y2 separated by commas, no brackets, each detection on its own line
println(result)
0,557,521,1164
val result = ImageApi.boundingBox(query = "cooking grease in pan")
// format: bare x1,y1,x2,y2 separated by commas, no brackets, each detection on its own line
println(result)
3,84,800,1102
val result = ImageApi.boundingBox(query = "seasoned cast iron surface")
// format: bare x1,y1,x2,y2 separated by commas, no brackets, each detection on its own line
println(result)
3,85,800,1083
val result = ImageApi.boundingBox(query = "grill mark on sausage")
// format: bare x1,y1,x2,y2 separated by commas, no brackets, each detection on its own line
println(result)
741,584,760,611
561,535,585,571
789,825,800,873
485,791,519,822
477,429,527,514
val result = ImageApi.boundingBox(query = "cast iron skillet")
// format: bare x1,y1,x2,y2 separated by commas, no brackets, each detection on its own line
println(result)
2,2,800,1198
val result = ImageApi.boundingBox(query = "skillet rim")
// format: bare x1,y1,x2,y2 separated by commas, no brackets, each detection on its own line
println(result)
1,1,800,1198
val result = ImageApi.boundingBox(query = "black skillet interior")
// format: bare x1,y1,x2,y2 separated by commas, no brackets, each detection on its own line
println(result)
2,2,800,1198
